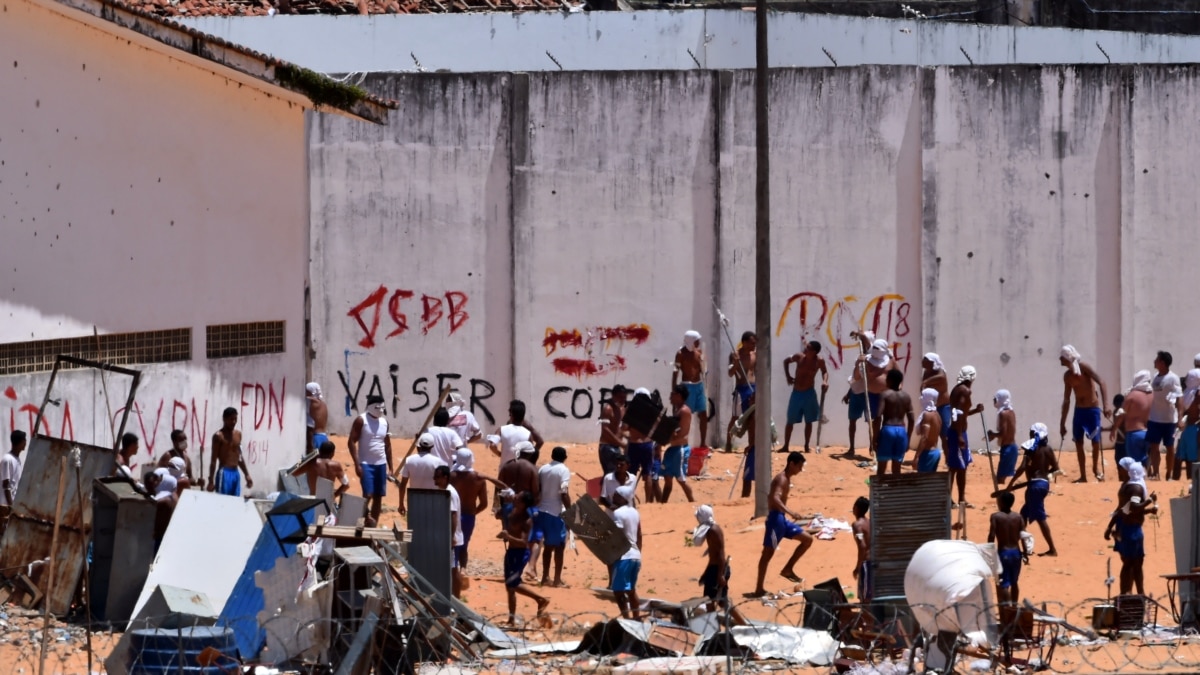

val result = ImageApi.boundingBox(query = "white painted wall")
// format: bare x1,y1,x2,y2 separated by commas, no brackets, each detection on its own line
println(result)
0,0,310,491
310,65,1200,448
178,11,1200,75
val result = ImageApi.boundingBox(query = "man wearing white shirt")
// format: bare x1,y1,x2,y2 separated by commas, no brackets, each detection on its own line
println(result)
1148,351,1183,480
427,408,465,465
609,486,642,619
434,465,465,597
447,391,482,445
533,446,572,587
0,431,26,539
489,400,544,466
397,433,448,517
600,454,637,511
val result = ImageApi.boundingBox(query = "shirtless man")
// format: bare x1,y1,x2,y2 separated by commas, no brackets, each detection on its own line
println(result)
988,390,1018,483
922,353,951,437
157,430,194,484
450,448,498,573
297,440,350,501
661,385,696,503
306,382,329,453
674,330,708,446
727,332,757,445
496,491,550,625
1005,423,1058,557
851,334,897,455
876,370,914,475
947,367,983,505
988,491,1026,604
622,391,661,504
728,392,760,498
1105,458,1157,594
1148,351,1183,480
1058,345,1111,483
851,497,872,603
497,442,539,527
1123,371,1154,468
914,388,943,472
749,452,813,597
598,385,629,475
783,341,829,454
207,408,253,496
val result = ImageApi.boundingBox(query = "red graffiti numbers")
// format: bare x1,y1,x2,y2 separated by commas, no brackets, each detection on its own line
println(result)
348,286,469,347
543,323,651,379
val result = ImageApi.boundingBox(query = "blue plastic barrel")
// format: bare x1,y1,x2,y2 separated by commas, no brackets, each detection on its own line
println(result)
129,626,239,675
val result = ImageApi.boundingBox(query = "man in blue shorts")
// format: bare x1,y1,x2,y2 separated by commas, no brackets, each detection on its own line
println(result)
915,388,943,472
610,486,643,619
1174,370,1200,481
497,491,549,625
947,366,983,505
1123,371,1153,467
876,370,913,475
782,341,829,454
1106,459,1156,594
534,446,572,587
749,452,812,597
1058,345,1111,483
1148,351,1183,480
1005,423,1058,557
989,389,1019,481
662,385,696,503
988,490,1026,604
674,330,709,446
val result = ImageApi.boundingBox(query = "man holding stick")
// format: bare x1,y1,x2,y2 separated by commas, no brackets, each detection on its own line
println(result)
1058,345,1111,483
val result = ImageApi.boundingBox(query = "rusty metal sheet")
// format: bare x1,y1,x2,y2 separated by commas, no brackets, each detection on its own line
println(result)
563,495,630,567
0,435,116,615
870,471,951,599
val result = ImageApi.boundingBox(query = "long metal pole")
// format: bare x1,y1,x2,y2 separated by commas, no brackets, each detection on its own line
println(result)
753,0,772,518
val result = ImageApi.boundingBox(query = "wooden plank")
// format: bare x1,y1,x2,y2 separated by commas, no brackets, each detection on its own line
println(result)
307,524,412,542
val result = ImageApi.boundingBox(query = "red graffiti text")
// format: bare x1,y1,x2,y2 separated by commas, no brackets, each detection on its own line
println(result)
348,286,469,348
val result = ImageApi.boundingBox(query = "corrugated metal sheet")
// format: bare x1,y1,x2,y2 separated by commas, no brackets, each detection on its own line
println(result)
91,479,157,622
0,436,116,615
407,488,452,613
870,471,951,599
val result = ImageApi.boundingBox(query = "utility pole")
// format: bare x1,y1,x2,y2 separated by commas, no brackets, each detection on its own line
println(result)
753,0,771,517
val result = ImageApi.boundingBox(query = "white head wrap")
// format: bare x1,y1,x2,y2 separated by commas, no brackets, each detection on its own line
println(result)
1021,422,1049,451
514,440,536,458
993,389,1012,411
1126,461,1147,490
614,485,636,505
693,504,715,546
868,340,891,368
1119,456,1136,475
957,365,977,385
447,390,466,415
453,448,475,473
924,352,944,372
1128,370,1154,394
684,330,701,351
920,388,938,413
167,456,186,479
634,387,651,398
306,382,323,400
1060,345,1082,376
153,468,177,500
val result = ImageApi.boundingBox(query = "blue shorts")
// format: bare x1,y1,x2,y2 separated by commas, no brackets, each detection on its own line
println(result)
857,561,874,602
360,463,388,497
1126,429,1149,464
938,405,952,438
877,426,908,463
599,443,622,475
944,430,972,470
917,449,941,473
848,392,868,421
1114,440,1126,462
217,466,241,497
534,511,567,547
1115,521,1144,559
787,388,820,425
1020,478,1049,523
998,548,1022,590
1072,407,1102,443
866,393,881,421
744,446,756,482
700,563,730,601
997,444,1019,479
312,432,329,450
627,442,654,477
663,445,690,480
735,383,756,413
764,510,804,549
499,501,513,529
1178,425,1199,462
1147,420,1177,448
455,512,476,562
504,547,530,587
684,382,707,415
612,558,641,592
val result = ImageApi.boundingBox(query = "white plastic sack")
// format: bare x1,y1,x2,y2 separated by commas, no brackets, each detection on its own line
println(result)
903,539,999,638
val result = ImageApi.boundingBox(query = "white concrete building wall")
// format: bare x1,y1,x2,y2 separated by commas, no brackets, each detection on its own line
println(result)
0,0,309,491
178,11,1200,75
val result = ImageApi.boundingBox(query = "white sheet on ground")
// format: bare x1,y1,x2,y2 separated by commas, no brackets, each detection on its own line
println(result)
730,624,839,665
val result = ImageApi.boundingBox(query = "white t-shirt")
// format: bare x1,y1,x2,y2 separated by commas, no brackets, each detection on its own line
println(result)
498,424,532,466
611,505,641,561
1151,371,1183,424
536,461,571,516
0,454,22,507
399,452,446,490
600,471,636,508
357,414,389,466
427,426,463,465
448,406,481,445
447,484,464,547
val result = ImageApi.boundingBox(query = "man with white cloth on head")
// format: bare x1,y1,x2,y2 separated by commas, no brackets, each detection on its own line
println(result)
921,353,951,447
1005,423,1059,557
947,366,984,505
446,390,482,445
673,330,709,446
1106,457,1157,595
609,485,643,620
914,388,944,473
1058,345,1111,483
306,382,329,454
693,504,744,621
850,333,899,456
988,390,1019,482
1123,371,1154,468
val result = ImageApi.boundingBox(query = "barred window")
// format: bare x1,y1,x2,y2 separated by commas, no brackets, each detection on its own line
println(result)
206,321,286,359
0,328,192,375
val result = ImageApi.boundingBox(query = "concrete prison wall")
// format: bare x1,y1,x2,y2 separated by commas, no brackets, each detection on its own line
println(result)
310,65,1200,447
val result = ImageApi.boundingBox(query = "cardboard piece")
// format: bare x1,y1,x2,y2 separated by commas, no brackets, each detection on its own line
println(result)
563,495,631,566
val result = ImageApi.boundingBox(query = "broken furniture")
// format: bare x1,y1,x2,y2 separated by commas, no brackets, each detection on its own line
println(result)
1114,594,1157,633
1161,572,1200,629
995,604,1060,670
563,494,631,566
91,477,157,623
